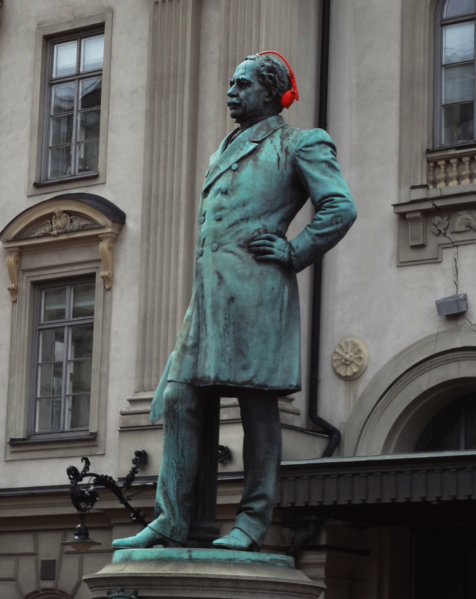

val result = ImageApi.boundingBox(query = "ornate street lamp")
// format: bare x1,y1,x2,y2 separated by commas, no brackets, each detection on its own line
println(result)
64,450,148,552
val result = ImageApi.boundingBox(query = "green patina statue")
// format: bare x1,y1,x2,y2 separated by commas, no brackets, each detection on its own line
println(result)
113,53,357,553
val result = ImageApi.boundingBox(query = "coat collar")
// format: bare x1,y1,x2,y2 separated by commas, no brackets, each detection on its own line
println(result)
203,115,287,192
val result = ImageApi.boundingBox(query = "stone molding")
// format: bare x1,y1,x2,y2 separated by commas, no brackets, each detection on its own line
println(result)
0,195,124,299
343,325,476,456
394,193,476,265
277,451,476,508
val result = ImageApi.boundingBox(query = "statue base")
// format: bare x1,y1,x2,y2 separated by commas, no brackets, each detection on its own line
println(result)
84,548,324,599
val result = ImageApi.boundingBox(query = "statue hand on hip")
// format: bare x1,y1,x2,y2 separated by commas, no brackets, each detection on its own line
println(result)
248,234,292,268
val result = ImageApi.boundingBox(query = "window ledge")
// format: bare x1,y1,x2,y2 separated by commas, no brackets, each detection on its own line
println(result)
33,172,99,188
7,431,100,460
9,432,97,445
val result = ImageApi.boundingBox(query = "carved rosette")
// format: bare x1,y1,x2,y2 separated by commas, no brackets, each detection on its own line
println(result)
332,337,369,381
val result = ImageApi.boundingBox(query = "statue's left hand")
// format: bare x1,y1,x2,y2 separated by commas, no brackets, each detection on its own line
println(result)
248,234,292,268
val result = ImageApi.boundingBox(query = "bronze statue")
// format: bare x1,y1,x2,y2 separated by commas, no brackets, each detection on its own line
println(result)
113,53,356,552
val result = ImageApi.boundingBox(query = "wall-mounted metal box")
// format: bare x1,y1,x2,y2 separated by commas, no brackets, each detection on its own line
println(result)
435,294,468,316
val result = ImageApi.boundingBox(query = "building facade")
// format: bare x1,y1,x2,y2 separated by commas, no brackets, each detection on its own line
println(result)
0,0,475,597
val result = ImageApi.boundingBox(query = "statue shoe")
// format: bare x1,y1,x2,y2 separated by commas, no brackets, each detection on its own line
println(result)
212,528,258,552
112,524,182,550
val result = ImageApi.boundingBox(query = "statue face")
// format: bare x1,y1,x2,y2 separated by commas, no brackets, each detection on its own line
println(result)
227,60,271,122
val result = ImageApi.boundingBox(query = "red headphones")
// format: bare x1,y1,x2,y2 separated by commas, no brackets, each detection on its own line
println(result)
257,50,300,109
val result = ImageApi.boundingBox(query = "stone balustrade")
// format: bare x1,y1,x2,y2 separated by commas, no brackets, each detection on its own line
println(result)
427,147,476,188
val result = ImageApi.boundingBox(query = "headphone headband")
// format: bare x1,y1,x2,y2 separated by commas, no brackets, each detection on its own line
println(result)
257,50,300,109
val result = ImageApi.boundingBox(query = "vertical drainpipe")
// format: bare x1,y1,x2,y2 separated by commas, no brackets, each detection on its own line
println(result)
308,0,342,458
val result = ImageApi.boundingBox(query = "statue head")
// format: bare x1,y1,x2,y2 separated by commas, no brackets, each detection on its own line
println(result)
227,54,291,123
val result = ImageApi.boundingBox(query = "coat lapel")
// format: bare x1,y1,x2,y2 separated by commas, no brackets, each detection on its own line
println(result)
203,115,287,192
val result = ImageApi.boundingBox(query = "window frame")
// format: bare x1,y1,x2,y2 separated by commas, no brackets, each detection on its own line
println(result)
415,395,476,451
42,28,104,183
29,277,96,440
434,0,476,149
28,11,112,196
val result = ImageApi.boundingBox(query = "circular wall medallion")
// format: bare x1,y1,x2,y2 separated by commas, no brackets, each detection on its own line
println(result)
332,336,369,381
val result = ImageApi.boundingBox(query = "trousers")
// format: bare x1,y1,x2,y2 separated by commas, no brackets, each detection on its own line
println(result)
151,382,282,548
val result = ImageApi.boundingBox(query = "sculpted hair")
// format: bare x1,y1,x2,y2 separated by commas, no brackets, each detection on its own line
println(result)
245,54,291,113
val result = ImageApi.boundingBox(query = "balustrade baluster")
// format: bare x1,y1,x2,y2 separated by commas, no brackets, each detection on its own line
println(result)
448,157,459,186
436,160,448,188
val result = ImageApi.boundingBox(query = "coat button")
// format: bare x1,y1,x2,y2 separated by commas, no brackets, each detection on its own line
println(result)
231,163,239,171
211,244,218,252
199,216,205,224
197,248,204,256
215,214,222,221
220,186,228,194
202,190,209,198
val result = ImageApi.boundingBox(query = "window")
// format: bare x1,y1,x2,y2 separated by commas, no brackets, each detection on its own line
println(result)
415,395,476,451
45,31,104,181
435,0,476,146
28,11,112,195
33,280,95,435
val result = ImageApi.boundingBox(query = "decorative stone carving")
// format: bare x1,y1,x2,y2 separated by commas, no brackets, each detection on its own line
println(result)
332,337,369,381
406,211,426,247
29,209,98,238
430,210,476,237
99,234,115,290
1,196,125,298
6,248,20,302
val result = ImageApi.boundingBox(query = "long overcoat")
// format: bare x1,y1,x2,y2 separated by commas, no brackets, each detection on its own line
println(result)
164,114,356,399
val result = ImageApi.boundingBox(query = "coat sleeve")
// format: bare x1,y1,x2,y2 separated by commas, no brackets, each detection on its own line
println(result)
288,128,357,273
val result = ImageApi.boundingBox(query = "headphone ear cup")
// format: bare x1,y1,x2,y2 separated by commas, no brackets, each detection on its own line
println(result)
280,90,295,109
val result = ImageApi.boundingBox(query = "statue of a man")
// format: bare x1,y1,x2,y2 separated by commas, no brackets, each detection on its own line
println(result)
113,54,357,552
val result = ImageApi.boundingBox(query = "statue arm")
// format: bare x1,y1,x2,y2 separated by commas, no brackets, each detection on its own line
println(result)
288,129,357,273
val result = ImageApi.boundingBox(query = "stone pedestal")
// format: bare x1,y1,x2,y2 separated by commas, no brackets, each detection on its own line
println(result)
84,548,324,599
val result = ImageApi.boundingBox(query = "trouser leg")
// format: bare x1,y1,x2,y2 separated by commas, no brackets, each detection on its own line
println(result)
234,394,281,548
152,382,204,544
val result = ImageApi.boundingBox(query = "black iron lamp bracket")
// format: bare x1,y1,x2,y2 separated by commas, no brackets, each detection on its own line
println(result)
66,450,148,527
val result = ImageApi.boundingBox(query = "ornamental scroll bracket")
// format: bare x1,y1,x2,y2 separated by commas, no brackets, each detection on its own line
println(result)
6,248,20,302
99,233,115,290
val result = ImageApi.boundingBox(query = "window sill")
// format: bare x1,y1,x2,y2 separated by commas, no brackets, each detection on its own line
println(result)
27,171,104,197
9,431,97,445
6,431,100,461
33,172,99,188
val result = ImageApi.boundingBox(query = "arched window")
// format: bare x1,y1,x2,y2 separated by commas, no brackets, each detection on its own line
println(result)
435,0,476,147
415,395,476,451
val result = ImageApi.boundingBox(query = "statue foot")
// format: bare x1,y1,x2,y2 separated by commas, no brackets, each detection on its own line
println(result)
112,524,182,550
212,528,258,552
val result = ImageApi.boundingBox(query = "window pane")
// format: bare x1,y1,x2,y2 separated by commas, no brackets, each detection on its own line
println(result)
38,362,63,397
70,324,94,359
444,0,476,18
78,109,101,141
76,140,99,173
36,397,62,432
39,328,65,363
51,82,75,115
67,359,92,394
422,408,461,451
65,394,90,429
80,35,104,72
72,283,95,318
443,22,474,65
79,77,102,109
48,145,72,179
443,102,474,143
50,114,74,146
53,41,77,78
42,287,67,322
443,63,474,103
